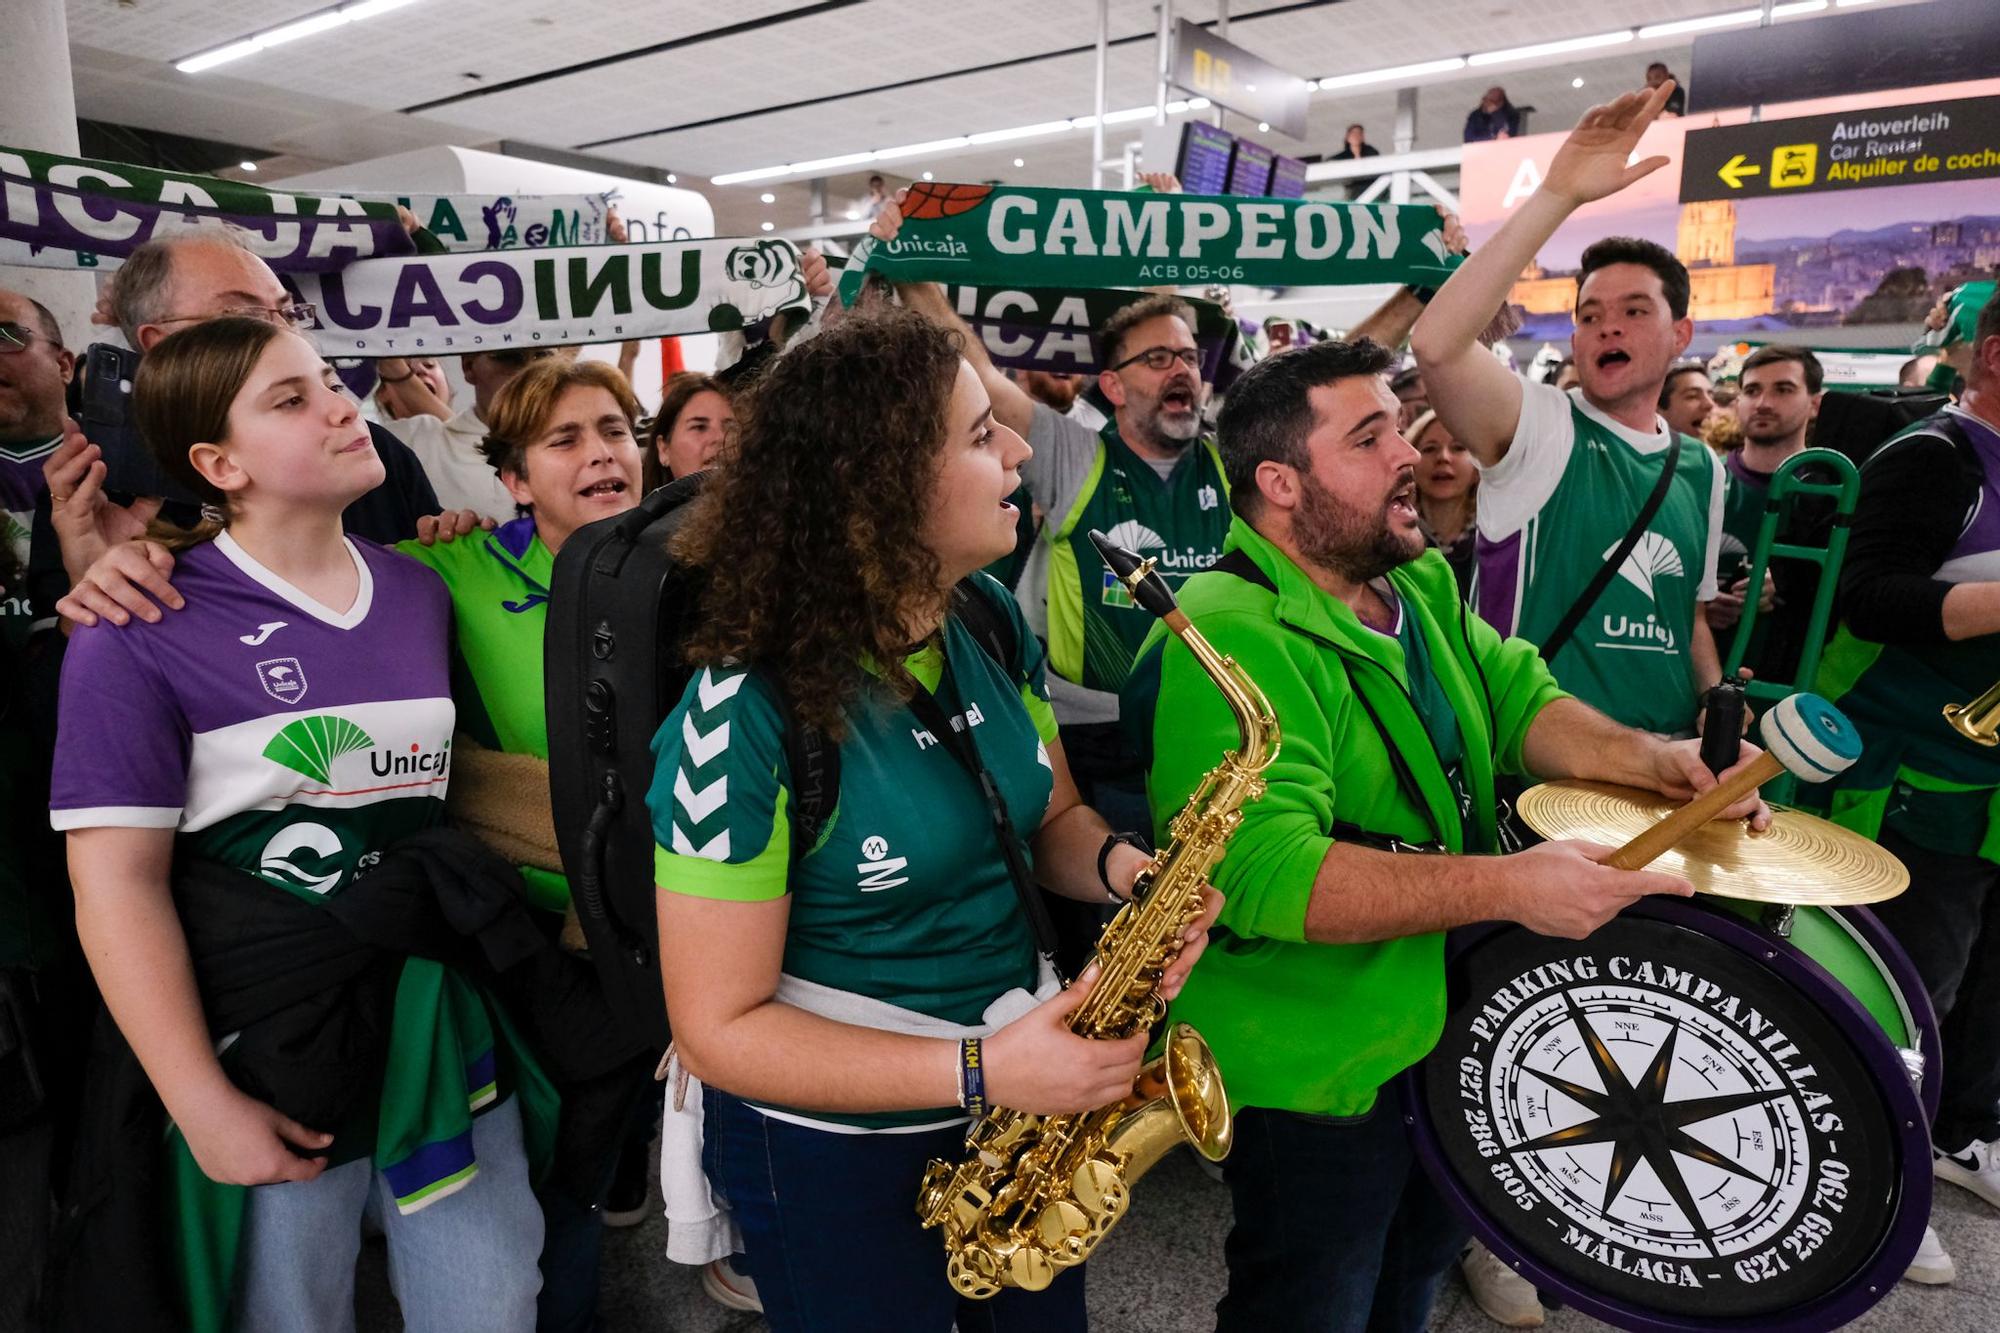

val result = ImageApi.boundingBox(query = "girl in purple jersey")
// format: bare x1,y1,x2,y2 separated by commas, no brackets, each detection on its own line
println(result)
53,318,541,1331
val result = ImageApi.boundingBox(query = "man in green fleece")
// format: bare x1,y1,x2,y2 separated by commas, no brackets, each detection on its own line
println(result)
1139,339,1770,1333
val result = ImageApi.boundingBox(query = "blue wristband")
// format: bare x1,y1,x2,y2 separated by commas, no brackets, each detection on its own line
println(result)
959,1037,986,1120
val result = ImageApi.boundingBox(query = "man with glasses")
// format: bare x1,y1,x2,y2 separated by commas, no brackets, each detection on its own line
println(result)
0,291,72,574
0,286,79,1332
907,287,1230,833
41,232,442,612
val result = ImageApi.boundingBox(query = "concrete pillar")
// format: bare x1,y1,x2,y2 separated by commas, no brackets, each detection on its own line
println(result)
1391,86,1419,204
0,0,94,348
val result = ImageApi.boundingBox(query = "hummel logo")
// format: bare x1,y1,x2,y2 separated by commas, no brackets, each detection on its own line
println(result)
240,621,287,646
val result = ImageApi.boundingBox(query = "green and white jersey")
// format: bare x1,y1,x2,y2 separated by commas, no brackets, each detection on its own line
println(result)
647,575,1059,1130
1022,402,1231,725
1474,380,1724,736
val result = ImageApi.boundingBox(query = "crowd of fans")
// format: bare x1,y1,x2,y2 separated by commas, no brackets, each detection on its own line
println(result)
2,68,1997,1333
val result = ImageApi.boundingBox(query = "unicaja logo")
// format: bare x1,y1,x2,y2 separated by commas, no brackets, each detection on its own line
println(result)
1598,533,1683,653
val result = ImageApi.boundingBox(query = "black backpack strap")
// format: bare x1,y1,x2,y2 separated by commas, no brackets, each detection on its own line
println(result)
949,575,1020,670
1211,546,1445,850
1538,435,1681,664
1212,548,1275,592
771,679,839,863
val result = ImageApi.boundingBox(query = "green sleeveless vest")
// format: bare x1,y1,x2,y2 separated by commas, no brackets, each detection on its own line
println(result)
1045,421,1230,693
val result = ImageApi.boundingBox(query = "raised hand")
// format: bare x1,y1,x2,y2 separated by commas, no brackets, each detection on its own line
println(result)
867,189,906,243
1542,82,1676,208
45,421,164,583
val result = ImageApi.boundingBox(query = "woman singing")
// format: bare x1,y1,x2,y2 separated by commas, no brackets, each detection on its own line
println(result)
649,308,1218,1332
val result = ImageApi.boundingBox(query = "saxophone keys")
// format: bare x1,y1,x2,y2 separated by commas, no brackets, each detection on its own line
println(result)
948,1251,1005,1300
1070,1156,1130,1219
1005,1242,1059,1291
1035,1197,1092,1251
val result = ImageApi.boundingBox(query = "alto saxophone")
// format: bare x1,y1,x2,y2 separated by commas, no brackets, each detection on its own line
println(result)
916,528,1280,1297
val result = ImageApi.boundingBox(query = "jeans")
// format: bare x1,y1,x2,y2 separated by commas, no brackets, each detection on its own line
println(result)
235,1096,544,1333
537,1059,657,1333
702,1086,1087,1333
1216,1102,1467,1333
1872,827,2000,1149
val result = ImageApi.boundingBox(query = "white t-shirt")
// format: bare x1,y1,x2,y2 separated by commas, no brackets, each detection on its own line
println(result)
387,409,518,522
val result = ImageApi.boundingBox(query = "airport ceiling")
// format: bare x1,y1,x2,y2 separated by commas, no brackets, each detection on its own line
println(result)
61,0,1918,234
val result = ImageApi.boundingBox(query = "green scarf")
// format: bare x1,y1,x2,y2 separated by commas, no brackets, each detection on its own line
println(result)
839,182,1455,304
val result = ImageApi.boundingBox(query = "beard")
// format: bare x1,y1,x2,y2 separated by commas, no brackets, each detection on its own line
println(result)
1742,414,1803,446
1129,387,1201,451
1294,468,1425,584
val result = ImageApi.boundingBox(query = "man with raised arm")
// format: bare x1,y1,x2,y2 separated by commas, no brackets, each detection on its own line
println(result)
1412,82,1728,740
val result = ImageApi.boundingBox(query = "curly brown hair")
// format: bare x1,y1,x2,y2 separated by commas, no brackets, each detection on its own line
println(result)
674,308,964,739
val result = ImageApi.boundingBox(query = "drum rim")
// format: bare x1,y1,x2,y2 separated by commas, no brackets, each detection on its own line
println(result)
1402,895,1933,1333
1830,904,1944,1126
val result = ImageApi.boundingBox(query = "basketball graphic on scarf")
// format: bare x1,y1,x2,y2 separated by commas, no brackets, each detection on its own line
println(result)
899,182,992,220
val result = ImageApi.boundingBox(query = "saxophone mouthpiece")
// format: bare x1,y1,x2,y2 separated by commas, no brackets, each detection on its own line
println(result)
1089,529,1178,620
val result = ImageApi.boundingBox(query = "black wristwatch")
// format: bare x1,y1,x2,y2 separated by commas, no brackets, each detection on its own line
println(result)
1097,832,1149,904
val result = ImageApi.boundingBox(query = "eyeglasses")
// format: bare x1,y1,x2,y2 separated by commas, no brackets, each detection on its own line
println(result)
153,302,319,332
1109,345,1201,374
0,322,61,354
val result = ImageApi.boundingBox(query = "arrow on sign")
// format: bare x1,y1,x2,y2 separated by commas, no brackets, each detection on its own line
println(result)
1718,154,1762,190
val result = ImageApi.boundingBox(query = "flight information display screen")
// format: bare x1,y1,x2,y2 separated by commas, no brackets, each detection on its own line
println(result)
1268,153,1308,199
1226,139,1274,196
1176,121,1236,195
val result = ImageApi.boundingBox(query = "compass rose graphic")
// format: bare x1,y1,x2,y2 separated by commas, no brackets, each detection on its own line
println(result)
1506,992,1796,1259
1417,910,1921,1326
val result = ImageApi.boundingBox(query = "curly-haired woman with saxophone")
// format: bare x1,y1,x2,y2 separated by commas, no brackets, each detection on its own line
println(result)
646,306,1220,1332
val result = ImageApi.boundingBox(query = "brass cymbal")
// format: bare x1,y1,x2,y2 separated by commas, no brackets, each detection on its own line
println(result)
1515,779,1909,906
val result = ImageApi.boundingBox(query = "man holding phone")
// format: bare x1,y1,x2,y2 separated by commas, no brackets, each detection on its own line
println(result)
38,231,445,622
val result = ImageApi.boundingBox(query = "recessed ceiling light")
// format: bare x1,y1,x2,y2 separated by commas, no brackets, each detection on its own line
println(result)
666,173,677,183
760,221,774,232
1572,77,1585,88
1013,157,1025,168
239,160,258,172
922,170,934,181
1257,122,1270,133
845,207,860,220
760,192,775,203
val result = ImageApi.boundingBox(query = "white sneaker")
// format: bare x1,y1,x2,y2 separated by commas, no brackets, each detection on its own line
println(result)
1904,1225,1956,1285
701,1257,764,1313
1461,1240,1545,1328
1934,1138,2000,1209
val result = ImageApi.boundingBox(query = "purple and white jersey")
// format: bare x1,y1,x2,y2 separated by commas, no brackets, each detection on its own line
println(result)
1933,408,2000,583
51,532,454,899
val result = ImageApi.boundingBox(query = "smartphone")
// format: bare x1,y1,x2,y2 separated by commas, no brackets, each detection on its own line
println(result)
78,342,201,506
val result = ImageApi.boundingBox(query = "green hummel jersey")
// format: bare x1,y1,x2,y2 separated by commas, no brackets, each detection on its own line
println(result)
647,576,1059,1129
398,517,567,912
1473,381,1724,735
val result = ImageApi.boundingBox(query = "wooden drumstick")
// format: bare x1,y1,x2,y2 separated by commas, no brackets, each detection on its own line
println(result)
1605,693,1864,873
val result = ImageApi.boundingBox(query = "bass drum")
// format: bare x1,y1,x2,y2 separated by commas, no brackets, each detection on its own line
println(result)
1404,895,1932,1333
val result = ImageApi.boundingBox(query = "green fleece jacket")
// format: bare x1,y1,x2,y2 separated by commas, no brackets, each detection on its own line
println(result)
1142,517,1567,1116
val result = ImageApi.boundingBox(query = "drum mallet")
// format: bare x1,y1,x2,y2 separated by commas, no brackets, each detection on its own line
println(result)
1608,692,1863,872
